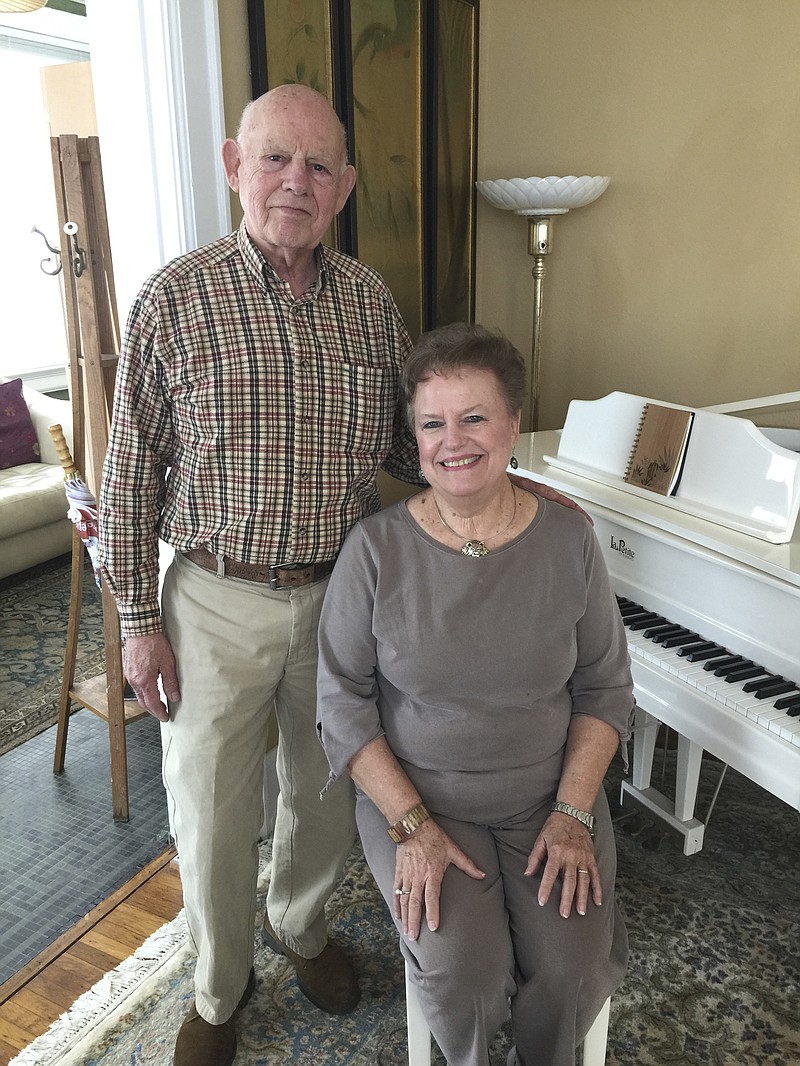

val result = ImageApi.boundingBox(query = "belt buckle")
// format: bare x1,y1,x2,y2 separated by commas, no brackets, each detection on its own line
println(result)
268,563,300,591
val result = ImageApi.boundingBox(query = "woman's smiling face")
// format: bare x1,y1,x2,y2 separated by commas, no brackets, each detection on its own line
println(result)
413,367,520,506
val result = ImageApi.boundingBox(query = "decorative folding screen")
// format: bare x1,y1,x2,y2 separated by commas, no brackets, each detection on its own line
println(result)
247,0,478,338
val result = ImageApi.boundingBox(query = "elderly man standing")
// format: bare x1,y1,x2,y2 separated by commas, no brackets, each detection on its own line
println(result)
101,84,576,1065
100,85,421,1065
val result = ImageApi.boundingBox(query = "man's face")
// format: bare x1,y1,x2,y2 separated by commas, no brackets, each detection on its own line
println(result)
223,90,356,263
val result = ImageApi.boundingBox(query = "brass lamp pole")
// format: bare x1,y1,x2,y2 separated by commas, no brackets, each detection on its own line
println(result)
476,176,610,432
527,215,555,433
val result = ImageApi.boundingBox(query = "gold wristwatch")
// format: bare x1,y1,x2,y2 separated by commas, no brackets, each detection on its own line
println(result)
387,802,431,843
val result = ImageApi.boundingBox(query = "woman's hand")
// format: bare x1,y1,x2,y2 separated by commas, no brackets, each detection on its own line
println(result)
393,820,485,941
525,812,600,918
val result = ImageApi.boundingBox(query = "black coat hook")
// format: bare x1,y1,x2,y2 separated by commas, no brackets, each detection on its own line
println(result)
63,220,87,278
31,224,62,276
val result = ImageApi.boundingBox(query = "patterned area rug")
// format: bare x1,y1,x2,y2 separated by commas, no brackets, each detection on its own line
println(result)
0,554,105,755
10,761,800,1066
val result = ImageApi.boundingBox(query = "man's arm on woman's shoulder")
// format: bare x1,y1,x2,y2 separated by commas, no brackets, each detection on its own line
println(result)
510,473,593,523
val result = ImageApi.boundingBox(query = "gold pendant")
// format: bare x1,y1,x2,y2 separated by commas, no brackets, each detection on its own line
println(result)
461,540,489,558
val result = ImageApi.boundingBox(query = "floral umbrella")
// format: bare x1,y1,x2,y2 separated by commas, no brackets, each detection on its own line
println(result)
48,423,101,588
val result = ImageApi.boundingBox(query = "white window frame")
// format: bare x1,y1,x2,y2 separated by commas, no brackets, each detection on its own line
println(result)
87,0,230,314
0,8,91,391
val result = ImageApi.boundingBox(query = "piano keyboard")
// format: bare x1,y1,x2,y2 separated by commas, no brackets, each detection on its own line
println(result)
617,596,800,747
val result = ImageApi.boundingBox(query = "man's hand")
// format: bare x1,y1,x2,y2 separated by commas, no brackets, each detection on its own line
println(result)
510,473,593,524
123,633,180,722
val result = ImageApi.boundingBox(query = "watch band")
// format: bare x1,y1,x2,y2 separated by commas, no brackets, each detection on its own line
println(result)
550,800,595,837
387,802,431,843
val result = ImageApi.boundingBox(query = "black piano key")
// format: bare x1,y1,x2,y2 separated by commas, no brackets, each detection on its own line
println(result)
653,627,693,645
774,691,800,710
753,679,797,699
618,601,648,618
709,655,748,674
685,645,729,663
714,658,754,677
671,640,709,656
677,641,718,658
628,614,666,631
742,673,780,694
660,632,701,649
616,597,636,608
621,612,658,627
715,658,758,678
786,704,800,718
724,665,770,683
643,623,683,639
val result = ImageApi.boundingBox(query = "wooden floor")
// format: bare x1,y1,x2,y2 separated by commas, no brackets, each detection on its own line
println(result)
0,847,182,1065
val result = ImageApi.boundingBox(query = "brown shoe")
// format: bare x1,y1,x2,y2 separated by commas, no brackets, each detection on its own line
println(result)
261,916,360,1014
173,967,255,1066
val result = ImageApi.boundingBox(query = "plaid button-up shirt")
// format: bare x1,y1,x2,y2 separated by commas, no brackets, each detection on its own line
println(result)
100,223,420,637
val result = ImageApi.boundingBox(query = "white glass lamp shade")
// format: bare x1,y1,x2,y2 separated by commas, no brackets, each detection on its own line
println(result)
0,0,48,10
476,175,610,215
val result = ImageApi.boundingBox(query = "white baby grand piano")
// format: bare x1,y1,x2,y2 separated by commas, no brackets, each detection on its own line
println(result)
515,391,800,855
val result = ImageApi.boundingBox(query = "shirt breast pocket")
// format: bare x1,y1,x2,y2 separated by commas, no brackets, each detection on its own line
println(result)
329,363,398,458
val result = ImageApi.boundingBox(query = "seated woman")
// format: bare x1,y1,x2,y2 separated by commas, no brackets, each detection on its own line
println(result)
316,323,634,1066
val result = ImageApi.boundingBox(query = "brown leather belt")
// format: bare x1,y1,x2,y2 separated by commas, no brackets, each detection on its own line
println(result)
182,547,336,590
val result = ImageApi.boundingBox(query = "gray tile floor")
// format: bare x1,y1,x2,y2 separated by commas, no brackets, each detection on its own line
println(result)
0,709,170,985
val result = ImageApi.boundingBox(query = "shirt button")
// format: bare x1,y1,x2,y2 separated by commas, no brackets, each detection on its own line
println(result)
300,472,310,481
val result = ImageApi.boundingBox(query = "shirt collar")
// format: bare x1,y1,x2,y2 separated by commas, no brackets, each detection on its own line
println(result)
237,220,329,299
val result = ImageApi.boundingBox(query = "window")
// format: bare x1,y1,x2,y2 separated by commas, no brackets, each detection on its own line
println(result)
0,9,89,389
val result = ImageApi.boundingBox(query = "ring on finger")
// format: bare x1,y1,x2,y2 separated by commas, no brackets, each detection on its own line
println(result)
394,888,412,895
577,868,590,875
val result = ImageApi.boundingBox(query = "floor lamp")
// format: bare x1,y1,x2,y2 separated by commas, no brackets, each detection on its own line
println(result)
476,175,609,431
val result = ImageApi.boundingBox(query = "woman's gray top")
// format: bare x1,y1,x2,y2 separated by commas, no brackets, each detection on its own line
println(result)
317,495,635,824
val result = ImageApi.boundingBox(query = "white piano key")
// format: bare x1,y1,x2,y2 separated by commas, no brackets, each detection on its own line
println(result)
681,665,718,688
772,716,800,742
726,691,769,716
748,704,790,724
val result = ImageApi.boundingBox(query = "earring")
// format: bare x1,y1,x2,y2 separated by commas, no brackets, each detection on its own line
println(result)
509,454,519,470
418,469,428,483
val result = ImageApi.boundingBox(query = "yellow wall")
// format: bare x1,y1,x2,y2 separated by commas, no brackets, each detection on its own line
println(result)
476,0,800,429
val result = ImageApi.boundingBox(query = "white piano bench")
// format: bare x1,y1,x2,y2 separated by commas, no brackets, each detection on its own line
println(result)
404,960,612,1065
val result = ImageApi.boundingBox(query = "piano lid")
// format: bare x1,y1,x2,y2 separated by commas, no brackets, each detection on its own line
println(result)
542,391,800,544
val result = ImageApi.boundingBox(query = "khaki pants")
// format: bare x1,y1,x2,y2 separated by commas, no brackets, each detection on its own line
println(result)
161,552,356,1023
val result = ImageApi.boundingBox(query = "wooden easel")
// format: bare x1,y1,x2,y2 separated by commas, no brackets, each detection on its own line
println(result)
50,135,147,821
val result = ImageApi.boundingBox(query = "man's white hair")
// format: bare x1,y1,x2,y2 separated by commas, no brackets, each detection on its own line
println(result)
236,85,350,170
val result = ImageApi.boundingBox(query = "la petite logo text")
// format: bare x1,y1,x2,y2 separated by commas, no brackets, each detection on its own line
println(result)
610,535,635,559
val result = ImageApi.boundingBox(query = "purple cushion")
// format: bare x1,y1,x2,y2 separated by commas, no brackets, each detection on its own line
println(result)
0,378,40,470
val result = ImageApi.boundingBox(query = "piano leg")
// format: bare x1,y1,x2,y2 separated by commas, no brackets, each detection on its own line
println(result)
675,734,703,823
630,704,659,791
620,706,706,856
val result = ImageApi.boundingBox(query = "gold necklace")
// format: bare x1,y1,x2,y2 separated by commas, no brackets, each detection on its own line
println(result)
432,485,517,558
